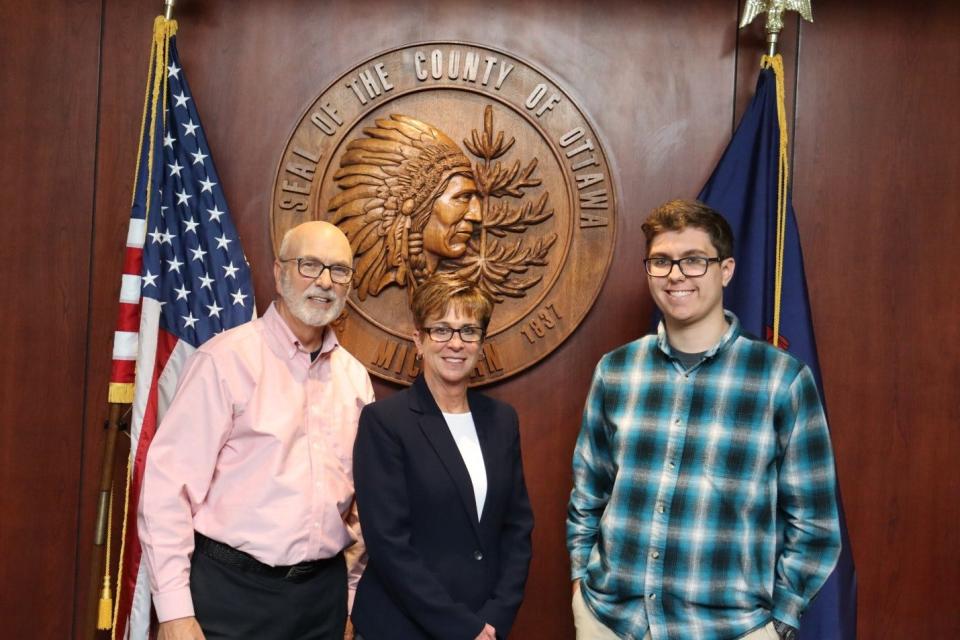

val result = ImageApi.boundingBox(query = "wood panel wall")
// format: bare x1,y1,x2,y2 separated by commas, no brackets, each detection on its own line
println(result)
0,1,102,638
793,3,960,635
0,1,956,638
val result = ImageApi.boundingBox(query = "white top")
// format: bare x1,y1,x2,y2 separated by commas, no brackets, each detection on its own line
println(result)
442,411,488,519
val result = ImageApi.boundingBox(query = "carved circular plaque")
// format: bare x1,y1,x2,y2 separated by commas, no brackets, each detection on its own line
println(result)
271,42,616,386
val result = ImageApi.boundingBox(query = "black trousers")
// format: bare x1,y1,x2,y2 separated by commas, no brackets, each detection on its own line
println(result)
190,544,347,640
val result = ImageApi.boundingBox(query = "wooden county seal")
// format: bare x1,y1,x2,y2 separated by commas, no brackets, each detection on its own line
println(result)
271,42,616,386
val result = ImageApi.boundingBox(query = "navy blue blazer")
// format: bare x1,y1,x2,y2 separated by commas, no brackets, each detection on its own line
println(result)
351,375,534,640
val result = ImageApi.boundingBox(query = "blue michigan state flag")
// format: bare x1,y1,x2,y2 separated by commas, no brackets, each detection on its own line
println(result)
698,59,858,639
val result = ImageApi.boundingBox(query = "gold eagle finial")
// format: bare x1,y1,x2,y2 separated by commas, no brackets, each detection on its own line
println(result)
740,0,813,55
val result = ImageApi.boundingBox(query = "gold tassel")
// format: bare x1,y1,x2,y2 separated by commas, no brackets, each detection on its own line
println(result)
97,485,115,630
97,575,114,630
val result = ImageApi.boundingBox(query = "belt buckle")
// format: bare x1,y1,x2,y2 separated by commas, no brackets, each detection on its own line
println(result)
284,563,311,580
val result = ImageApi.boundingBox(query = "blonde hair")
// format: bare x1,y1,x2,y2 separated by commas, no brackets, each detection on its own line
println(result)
411,273,493,330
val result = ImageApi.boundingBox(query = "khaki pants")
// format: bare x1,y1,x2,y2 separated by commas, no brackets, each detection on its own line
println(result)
571,584,778,640
571,584,626,639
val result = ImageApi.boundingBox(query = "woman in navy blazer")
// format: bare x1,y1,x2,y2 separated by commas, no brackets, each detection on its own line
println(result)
352,274,534,640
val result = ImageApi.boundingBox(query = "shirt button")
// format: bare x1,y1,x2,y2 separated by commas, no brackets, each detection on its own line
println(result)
650,551,660,559
649,593,656,600
668,462,676,469
673,418,681,425
314,522,321,528
656,503,665,514
310,405,321,416
313,442,320,449
473,550,483,561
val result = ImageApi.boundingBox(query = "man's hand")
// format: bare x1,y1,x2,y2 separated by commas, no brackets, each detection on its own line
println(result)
157,616,205,640
343,618,355,640
473,623,497,640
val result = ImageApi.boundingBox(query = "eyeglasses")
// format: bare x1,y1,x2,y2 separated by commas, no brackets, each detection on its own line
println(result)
643,256,725,277
421,325,485,343
280,257,354,284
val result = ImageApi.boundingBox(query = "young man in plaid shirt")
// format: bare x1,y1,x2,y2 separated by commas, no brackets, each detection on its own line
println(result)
567,200,840,640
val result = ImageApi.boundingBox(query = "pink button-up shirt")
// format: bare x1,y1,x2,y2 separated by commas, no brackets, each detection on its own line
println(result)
139,303,374,622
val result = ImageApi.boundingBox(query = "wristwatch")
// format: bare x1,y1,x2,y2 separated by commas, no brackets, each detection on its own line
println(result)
773,620,798,640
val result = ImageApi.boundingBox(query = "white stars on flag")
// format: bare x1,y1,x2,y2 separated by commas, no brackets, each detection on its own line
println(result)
142,270,158,288
190,245,208,262
136,43,254,347
148,229,174,245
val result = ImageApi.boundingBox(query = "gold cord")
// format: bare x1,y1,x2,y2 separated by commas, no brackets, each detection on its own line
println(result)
108,15,179,633
760,54,789,348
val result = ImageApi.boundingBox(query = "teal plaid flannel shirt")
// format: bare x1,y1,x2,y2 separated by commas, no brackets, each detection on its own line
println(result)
567,313,840,640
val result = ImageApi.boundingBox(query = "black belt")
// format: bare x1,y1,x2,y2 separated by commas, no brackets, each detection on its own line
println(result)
194,532,342,581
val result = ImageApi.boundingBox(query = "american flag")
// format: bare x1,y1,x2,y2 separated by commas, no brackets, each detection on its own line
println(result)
108,18,254,639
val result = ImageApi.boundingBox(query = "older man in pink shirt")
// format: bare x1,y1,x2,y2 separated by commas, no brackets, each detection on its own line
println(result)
139,221,374,640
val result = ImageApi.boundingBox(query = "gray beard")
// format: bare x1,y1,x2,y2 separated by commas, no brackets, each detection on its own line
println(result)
282,279,346,328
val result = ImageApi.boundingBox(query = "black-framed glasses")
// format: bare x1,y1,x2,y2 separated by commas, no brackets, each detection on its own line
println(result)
280,257,354,284
421,325,485,343
643,256,725,278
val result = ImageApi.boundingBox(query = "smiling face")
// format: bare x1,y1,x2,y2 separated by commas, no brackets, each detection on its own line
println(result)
647,226,735,336
414,305,484,390
274,222,352,331
422,174,482,260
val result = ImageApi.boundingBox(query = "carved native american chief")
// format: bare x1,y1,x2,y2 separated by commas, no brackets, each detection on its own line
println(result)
328,114,481,300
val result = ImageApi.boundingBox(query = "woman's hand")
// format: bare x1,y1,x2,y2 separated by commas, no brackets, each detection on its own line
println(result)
474,623,497,640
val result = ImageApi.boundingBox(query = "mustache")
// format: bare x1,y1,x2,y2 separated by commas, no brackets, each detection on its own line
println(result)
302,285,334,297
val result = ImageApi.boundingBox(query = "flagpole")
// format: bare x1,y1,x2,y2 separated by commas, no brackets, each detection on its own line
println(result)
84,402,128,639
164,0,175,20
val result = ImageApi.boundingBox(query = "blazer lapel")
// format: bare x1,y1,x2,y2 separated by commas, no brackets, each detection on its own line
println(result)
411,377,483,538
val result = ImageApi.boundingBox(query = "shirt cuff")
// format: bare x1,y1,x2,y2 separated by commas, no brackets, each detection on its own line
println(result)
569,549,590,580
153,587,195,623
771,585,805,629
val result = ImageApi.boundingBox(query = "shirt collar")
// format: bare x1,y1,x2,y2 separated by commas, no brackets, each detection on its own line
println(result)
656,310,741,362
264,301,340,361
